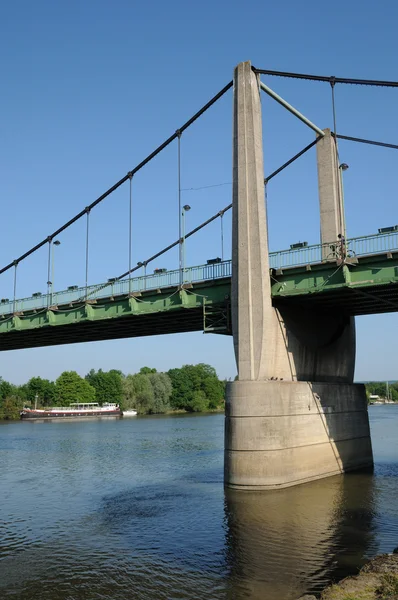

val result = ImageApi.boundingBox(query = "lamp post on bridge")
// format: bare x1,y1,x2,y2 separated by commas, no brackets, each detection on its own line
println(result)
182,204,191,283
47,239,61,307
137,261,147,291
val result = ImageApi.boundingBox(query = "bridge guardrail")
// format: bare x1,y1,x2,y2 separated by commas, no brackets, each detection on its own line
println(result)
269,230,398,269
0,261,233,316
2,230,397,316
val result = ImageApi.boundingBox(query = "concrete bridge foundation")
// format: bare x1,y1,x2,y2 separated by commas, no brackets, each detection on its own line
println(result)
224,61,373,489
225,381,372,489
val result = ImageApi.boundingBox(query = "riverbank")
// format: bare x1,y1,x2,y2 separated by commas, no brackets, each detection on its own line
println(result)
299,553,398,599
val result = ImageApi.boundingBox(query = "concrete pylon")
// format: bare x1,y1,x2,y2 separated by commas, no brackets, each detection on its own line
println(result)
316,128,345,256
231,61,275,381
224,62,373,490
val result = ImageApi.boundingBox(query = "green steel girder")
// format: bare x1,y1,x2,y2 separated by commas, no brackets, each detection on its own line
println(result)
1,251,398,351
271,251,398,315
0,280,231,351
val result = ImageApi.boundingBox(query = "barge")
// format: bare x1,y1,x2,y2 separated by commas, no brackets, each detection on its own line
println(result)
20,402,121,419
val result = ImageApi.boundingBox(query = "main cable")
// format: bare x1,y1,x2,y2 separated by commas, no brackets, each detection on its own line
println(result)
252,67,398,87
0,80,233,277
335,133,398,150
264,136,323,183
78,204,233,300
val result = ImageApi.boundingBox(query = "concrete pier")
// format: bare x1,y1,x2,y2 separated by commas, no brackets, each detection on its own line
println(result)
224,61,373,490
225,381,372,489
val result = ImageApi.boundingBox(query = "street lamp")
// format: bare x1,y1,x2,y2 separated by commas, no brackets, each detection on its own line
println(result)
182,204,191,282
49,240,61,305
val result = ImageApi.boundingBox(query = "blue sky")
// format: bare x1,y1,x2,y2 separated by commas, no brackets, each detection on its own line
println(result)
0,0,397,384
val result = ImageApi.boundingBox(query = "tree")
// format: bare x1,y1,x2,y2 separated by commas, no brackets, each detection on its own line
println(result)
122,374,136,410
25,377,56,406
122,372,172,414
85,369,123,404
202,377,225,409
186,390,208,412
122,373,154,413
140,367,157,375
167,367,194,409
0,395,23,420
55,371,95,405
167,364,225,411
148,372,172,413
0,377,13,400
131,374,154,413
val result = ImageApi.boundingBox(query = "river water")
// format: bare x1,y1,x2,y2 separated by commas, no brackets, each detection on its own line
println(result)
0,405,397,600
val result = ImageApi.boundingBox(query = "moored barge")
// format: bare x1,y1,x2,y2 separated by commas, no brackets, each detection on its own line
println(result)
20,402,121,419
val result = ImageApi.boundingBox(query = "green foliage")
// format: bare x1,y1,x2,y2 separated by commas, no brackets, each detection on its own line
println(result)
25,377,55,406
168,367,194,409
148,372,172,413
140,367,157,375
167,363,225,412
0,377,13,400
0,362,225,419
0,395,23,420
122,373,154,413
121,371,172,414
186,390,208,412
55,371,96,406
131,374,154,413
85,369,123,405
122,374,136,410
365,381,398,402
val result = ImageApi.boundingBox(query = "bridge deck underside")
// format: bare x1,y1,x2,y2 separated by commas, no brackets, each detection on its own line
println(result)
0,280,231,352
275,282,398,316
0,307,206,351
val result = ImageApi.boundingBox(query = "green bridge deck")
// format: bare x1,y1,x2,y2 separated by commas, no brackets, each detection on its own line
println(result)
1,231,398,351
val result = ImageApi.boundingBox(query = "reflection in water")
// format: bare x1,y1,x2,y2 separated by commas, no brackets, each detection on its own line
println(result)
225,472,377,600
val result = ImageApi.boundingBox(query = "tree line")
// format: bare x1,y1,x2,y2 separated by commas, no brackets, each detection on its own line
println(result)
365,381,398,402
0,363,226,420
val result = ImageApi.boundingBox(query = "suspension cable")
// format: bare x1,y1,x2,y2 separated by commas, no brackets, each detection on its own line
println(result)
220,213,224,261
177,130,182,283
264,137,323,183
128,174,133,294
85,209,90,300
330,80,345,238
0,80,233,277
13,263,18,313
80,204,233,300
252,68,398,87
47,239,51,306
335,133,398,150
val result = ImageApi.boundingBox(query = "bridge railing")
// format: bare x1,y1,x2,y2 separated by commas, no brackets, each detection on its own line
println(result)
269,230,398,269
2,230,397,316
0,261,233,316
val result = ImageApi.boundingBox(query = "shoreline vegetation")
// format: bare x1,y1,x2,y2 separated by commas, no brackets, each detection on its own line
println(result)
1,372,397,421
0,364,228,420
299,552,398,600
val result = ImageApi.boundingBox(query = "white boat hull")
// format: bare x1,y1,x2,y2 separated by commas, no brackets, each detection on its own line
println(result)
122,410,138,417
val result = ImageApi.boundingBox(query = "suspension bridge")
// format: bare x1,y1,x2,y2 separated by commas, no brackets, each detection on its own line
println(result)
2,61,397,489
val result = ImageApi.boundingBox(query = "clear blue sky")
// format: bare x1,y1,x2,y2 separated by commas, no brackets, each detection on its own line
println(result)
0,0,397,384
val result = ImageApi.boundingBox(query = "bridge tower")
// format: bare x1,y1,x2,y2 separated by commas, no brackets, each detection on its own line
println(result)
224,61,373,490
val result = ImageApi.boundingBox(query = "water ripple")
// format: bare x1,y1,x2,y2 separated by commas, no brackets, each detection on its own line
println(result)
0,409,397,599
